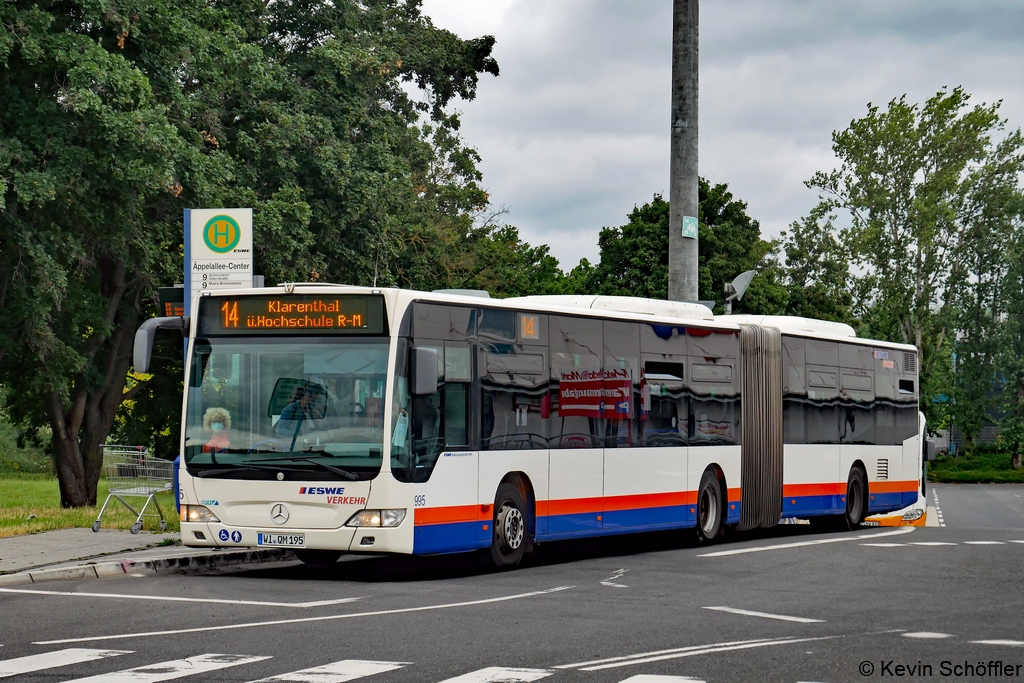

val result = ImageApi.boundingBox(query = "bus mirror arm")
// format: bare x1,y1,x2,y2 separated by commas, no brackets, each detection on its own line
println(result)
411,346,439,396
134,316,189,373
925,439,937,462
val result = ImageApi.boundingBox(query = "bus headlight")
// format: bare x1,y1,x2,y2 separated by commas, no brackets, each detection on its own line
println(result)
180,505,220,523
346,509,406,527
902,508,924,521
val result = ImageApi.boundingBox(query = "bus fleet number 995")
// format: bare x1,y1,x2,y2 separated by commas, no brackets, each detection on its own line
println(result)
414,495,426,507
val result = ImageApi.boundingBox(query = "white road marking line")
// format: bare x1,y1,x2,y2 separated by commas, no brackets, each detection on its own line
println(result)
972,640,1024,647
861,543,907,547
61,654,270,683
902,632,953,639
702,606,824,623
247,659,409,682
580,637,838,671
910,542,957,546
34,586,574,645
0,648,132,678
0,588,362,609
618,676,706,682
932,490,945,527
600,568,629,588
436,667,552,683
1010,540,1024,544
554,639,775,670
698,527,915,557
964,541,1005,545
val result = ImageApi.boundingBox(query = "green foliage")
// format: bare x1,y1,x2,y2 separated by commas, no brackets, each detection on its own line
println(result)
780,206,853,322
0,0,500,505
997,226,1024,469
928,450,1024,483
580,181,786,313
806,87,1024,434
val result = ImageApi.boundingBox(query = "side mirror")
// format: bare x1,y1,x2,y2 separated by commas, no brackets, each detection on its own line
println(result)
925,439,937,462
411,346,439,396
134,316,189,373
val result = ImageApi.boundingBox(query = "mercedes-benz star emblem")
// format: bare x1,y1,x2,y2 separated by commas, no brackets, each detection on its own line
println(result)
271,503,290,525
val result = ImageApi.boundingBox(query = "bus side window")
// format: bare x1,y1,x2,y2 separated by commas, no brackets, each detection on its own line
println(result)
805,339,840,443
479,341,547,451
640,323,689,447
603,320,639,448
549,316,602,449
444,343,471,448
686,328,740,446
782,335,807,444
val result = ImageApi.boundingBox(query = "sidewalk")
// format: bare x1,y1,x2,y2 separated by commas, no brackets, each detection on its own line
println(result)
0,528,294,585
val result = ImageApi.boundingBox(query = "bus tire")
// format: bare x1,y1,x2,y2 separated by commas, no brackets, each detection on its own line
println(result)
696,469,723,544
295,549,342,566
490,483,527,568
841,466,867,530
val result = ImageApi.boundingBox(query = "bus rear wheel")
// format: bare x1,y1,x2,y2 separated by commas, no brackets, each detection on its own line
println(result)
490,483,527,568
841,466,867,530
696,469,723,544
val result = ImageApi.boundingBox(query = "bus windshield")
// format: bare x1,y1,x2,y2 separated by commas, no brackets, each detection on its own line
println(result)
184,337,389,480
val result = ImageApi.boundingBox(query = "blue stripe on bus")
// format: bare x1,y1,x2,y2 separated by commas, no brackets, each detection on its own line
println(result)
411,492,916,554
413,522,490,554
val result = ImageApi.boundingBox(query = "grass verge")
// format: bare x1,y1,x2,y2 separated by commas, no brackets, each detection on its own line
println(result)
0,476,179,539
929,449,1024,483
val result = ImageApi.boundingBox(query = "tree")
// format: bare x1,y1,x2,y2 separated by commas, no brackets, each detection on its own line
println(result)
999,229,1024,470
0,0,499,506
806,87,1024,431
780,206,853,323
581,180,787,313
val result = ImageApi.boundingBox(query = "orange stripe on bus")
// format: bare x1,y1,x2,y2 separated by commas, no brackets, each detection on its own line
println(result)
415,504,490,526
869,480,918,494
603,491,697,512
782,483,847,497
727,487,741,502
546,496,604,516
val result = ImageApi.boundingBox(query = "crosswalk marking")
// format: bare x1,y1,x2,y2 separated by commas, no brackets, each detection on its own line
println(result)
437,667,552,683
61,653,270,682
964,541,1005,545
248,659,409,682
0,648,131,678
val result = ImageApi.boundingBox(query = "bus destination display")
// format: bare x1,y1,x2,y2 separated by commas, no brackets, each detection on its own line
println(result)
198,294,386,335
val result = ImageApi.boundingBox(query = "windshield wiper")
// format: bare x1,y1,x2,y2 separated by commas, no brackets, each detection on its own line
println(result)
195,464,304,478
242,454,360,480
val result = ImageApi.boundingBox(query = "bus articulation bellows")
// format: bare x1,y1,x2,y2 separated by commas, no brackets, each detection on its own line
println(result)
135,285,933,568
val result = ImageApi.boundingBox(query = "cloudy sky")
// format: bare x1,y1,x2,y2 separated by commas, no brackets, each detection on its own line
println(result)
418,0,1024,270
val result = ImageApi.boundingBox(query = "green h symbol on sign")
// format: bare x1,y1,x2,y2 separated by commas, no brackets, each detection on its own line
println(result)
203,215,241,253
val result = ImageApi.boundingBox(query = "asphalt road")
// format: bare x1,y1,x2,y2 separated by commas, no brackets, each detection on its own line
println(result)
1,483,1023,683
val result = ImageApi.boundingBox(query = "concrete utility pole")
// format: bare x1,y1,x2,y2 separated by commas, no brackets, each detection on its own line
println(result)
667,0,699,302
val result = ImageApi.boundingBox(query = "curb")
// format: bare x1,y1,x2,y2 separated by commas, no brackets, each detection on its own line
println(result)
0,548,294,586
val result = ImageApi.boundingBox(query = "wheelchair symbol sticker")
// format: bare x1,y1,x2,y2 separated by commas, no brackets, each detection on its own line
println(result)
231,530,242,543
218,529,230,542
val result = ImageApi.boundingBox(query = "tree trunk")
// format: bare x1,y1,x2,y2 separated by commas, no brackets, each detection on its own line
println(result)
42,281,142,507
1012,448,1022,471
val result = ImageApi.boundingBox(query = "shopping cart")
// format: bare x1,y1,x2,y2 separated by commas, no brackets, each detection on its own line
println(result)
92,445,174,534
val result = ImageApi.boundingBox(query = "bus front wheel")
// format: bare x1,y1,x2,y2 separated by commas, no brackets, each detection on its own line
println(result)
490,483,527,568
696,469,723,544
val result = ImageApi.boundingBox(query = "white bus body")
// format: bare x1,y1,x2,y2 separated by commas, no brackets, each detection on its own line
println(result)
160,285,926,566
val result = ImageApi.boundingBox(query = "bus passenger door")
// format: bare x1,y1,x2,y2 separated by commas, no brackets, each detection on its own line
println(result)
547,315,604,535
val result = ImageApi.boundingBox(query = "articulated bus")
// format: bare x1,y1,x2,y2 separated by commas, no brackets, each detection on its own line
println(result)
134,285,933,568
